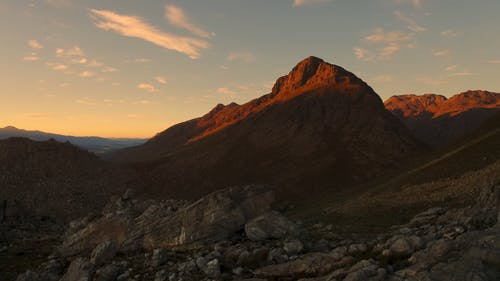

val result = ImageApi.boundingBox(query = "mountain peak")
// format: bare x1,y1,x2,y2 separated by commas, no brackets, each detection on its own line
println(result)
271,56,366,99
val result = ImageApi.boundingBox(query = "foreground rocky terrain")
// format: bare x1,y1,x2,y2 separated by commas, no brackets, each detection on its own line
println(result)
11,183,500,281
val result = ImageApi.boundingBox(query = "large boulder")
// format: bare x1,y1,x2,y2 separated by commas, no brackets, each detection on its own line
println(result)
59,185,275,255
245,211,301,241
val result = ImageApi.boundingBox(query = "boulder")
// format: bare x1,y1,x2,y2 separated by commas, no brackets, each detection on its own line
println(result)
245,211,300,241
59,185,275,255
60,258,95,281
90,241,117,266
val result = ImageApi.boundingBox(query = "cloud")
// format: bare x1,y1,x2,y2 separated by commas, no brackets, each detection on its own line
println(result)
216,87,237,98
155,76,167,84
56,46,84,57
89,9,209,59
137,83,158,93
485,59,500,64
101,66,118,73
394,0,421,8
45,0,71,8
292,0,333,7
18,112,54,120
394,11,426,33
370,74,395,83
448,70,477,77
28,40,43,49
125,58,150,63
445,65,458,71
79,71,96,78
227,52,256,63
354,28,415,61
76,98,98,106
22,53,40,62
441,29,458,38
432,49,452,57
86,59,103,67
50,63,68,71
70,57,88,64
165,4,213,38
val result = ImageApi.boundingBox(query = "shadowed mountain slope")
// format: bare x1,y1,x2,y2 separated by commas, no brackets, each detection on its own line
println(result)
110,57,424,200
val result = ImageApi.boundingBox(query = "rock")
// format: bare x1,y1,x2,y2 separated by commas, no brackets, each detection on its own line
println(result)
283,239,304,255
348,243,368,256
16,270,56,281
343,259,386,281
154,269,168,281
90,241,117,266
389,238,413,258
151,248,168,267
245,211,300,241
196,257,221,278
59,185,274,255
255,253,353,278
236,248,269,268
60,257,95,281
95,264,124,281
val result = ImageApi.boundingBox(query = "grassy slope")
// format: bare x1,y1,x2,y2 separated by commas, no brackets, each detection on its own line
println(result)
289,112,500,234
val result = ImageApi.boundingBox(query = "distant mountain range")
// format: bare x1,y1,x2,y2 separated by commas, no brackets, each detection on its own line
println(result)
0,126,147,154
385,90,500,146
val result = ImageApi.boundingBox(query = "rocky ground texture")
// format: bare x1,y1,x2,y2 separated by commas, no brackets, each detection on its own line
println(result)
12,183,500,281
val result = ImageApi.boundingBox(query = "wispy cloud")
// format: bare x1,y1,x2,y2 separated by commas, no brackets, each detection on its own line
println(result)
79,71,96,78
354,28,415,61
28,39,43,49
49,63,68,71
448,70,477,77
432,49,452,57
394,11,426,33
485,59,500,64
292,0,333,7
370,74,395,83
89,9,209,59
441,29,458,38
101,66,118,73
227,52,256,63
137,83,158,93
22,53,40,62
394,0,421,8
216,87,237,98
45,0,71,8
56,46,84,57
165,4,213,38
445,65,458,72
155,76,167,84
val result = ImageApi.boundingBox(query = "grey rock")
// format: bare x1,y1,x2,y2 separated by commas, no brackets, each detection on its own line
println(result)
196,257,221,278
151,248,168,267
154,269,168,281
95,264,124,281
60,258,95,281
90,241,117,266
283,239,304,255
245,211,300,241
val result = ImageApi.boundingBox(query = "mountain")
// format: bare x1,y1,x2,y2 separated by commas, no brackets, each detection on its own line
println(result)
0,137,132,221
385,90,500,147
0,126,147,154
110,56,423,200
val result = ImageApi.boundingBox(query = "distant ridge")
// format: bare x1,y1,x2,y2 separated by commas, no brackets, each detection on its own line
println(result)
0,126,147,154
385,90,500,146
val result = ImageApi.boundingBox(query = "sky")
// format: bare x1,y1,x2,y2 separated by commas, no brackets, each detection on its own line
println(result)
1,0,499,138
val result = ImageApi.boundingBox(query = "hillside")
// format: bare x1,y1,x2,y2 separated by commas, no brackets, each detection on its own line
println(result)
385,90,500,146
111,57,424,200
0,138,132,221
